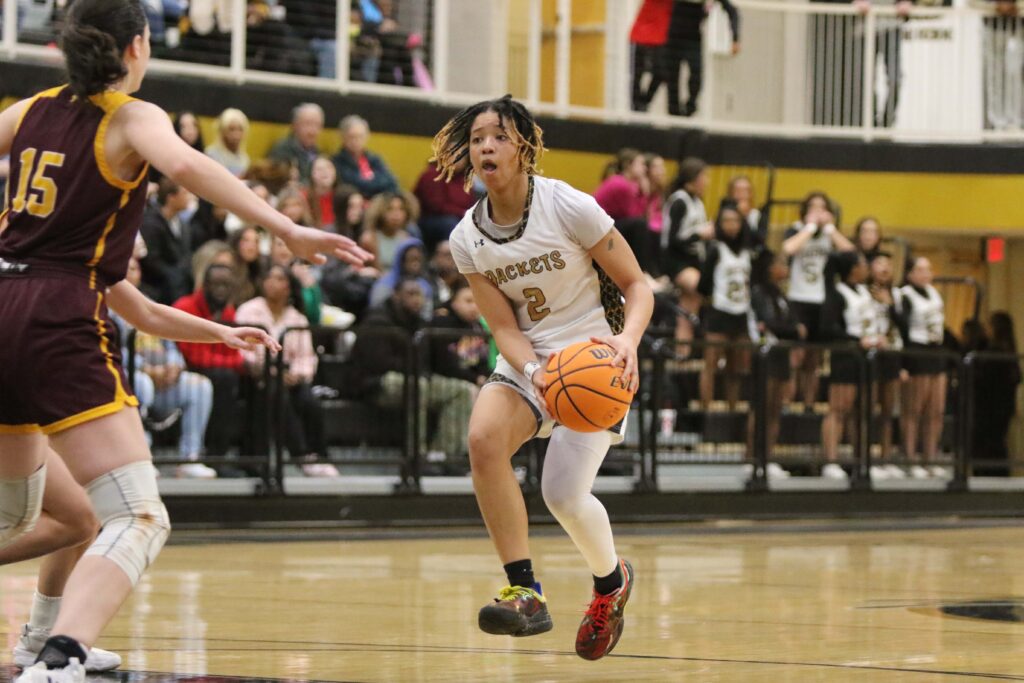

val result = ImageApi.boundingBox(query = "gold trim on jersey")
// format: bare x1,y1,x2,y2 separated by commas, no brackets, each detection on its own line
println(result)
91,288,133,405
90,91,150,191
87,190,131,288
13,86,65,135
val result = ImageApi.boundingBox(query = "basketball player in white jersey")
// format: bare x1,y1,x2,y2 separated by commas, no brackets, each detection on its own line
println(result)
434,95,653,661
900,257,947,478
696,201,753,410
819,251,881,479
782,193,855,411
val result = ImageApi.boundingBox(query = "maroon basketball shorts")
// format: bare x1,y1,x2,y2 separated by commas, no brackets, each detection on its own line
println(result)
0,273,138,435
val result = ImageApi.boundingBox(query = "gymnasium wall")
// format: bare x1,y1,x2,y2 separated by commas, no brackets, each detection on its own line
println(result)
3,60,1023,333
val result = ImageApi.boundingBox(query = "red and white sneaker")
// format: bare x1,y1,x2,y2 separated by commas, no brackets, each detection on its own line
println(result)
575,558,634,660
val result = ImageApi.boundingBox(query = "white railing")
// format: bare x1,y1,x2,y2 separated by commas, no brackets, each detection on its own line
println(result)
1,0,1022,143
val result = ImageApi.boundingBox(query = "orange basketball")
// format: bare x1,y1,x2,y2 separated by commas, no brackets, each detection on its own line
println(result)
542,341,636,433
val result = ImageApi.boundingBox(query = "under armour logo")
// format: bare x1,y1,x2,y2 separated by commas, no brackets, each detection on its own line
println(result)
474,239,485,248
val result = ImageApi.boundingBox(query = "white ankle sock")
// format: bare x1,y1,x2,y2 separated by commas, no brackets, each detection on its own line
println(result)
28,591,61,631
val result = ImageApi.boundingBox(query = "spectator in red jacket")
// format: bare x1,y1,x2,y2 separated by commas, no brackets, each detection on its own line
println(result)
630,0,673,112
413,160,479,252
173,263,245,455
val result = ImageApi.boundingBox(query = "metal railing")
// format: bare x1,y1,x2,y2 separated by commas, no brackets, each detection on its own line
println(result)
126,324,1024,495
3,0,1023,142
645,334,966,490
126,326,277,489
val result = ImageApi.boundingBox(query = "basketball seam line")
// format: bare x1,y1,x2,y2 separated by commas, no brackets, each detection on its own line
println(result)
555,381,606,430
559,382,632,406
553,363,636,395
555,342,605,373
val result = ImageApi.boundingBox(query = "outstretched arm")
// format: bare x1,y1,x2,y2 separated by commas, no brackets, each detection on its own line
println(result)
119,101,371,266
106,280,280,353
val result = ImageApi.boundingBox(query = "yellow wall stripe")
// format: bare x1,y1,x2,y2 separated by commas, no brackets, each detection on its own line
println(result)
5,94,1012,234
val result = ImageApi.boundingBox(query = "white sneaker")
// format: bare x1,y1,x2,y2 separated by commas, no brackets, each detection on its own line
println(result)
13,625,121,672
302,463,339,477
884,464,907,479
870,465,891,481
766,462,791,479
15,659,86,682
930,465,949,478
176,462,217,479
821,463,849,480
909,465,931,479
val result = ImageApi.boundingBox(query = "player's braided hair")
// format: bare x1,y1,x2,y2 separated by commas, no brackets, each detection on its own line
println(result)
431,95,545,191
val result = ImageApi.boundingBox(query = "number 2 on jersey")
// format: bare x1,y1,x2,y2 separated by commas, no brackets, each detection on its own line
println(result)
523,287,551,322
11,147,65,218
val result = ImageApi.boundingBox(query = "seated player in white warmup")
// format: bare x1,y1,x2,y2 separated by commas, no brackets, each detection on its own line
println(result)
435,95,654,660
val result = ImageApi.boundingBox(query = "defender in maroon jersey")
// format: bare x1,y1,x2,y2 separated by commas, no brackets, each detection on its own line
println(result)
0,0,369,679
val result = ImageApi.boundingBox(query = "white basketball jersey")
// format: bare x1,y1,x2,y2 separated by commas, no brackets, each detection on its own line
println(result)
788,225,834,304
870,287,904,349
661,189,707,250
450,175,622,358
902,283,944,344
711,242,751,315
836,282,874,339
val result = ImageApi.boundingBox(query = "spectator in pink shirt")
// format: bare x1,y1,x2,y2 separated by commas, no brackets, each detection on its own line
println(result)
236,264,335,476
594,147,652,273
643,153,668,274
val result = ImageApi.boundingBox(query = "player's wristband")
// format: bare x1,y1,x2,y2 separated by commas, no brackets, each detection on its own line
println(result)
523,361,541,382
823,223,837,236
803,223,818,233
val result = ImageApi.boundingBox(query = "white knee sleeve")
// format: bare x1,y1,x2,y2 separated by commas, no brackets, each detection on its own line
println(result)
542,428,618,578
0,464,46,549
84,461,170,586
541,428,612,515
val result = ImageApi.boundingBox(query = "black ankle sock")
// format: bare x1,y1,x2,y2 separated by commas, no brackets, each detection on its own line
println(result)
36,635,86,669
504,559,535,588
594,563,623,595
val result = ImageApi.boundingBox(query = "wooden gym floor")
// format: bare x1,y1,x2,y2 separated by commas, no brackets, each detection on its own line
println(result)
3,522,1024,681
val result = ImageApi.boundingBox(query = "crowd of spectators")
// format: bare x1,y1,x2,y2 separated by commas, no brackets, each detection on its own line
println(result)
111,102,487,478
2,92,1016,480
593,144,1019,480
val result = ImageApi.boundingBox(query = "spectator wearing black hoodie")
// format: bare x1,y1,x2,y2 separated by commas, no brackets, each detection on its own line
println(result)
972,312,1021,476
351,277,475,458
429,279,492,386
750,251,807,459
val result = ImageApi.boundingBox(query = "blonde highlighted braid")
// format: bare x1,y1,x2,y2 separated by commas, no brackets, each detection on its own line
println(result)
430,94,545,191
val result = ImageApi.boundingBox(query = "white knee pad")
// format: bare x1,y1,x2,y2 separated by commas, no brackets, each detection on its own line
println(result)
84,461,170,586
0,464,46,549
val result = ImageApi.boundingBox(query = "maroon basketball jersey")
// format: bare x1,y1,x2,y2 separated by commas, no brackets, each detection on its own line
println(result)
0,85,149,287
